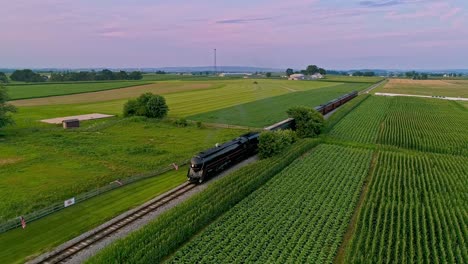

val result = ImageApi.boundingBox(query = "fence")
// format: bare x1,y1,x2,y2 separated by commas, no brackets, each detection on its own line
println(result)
0,159,189,234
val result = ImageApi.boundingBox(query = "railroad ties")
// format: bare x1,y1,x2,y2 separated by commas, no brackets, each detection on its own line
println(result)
39,183,196,264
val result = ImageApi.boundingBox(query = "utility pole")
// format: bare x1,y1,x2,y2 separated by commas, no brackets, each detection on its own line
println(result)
214,48,217,75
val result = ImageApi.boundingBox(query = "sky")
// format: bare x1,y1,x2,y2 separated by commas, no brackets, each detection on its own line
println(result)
1,0,467,69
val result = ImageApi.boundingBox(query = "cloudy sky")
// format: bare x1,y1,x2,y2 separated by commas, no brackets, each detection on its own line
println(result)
1,0,467,69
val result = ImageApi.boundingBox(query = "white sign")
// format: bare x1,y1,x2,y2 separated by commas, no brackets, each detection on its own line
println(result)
64,197,76,207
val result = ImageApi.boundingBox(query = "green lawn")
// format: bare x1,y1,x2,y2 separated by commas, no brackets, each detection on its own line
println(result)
0,169,186,264
0,118,242,221
188,82,372,127
6,81,151,100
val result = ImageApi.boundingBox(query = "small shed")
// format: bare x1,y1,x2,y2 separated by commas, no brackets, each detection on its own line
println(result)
62,119,80,129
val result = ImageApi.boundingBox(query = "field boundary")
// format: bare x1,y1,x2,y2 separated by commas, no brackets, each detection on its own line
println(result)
334,149,380,263
0,159,189,234
8,81,152,101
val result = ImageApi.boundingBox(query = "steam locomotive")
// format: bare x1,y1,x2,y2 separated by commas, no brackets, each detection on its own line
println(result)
187,132,260,183
187,90,358,183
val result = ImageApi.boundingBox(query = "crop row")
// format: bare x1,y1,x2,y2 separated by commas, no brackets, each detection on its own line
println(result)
329,96,468,156
167,144,372,263
87,139,320,263
345,151,468,263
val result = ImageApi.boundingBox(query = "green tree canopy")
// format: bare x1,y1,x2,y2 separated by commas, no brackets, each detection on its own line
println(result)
286,68,294,76
10,69,45,82
287,106,324,138
0,72,8,83
0,86,17,129
123,93,168,119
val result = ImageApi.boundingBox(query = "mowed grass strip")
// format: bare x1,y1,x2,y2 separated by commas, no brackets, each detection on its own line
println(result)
376,78,468,97
6,81,152,100
0,118,242,221
188,82,372,127
0,169,186,264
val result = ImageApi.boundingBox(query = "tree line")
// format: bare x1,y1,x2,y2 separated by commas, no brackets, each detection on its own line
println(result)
2,69,143,83
50,69,143,82
285,65,327,76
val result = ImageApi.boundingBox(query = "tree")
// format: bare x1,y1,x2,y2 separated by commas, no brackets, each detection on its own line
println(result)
123,93,168,119
0,72,8,83
10,69,45,82
287,106,324,138
0,86,17,129
318,68,327,75
129,71,143,80
286,68,294,76
306,65,319,75
266,72,272,78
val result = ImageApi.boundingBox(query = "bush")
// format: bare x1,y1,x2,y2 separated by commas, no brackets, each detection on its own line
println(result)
174,118,188,127
258,130,297,158
287,106,324,138
196,121,203,128
123,93,168,119
0,86,17,129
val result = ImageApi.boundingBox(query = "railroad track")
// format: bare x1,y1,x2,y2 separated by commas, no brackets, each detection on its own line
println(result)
38,182,196,264
359,79,387,95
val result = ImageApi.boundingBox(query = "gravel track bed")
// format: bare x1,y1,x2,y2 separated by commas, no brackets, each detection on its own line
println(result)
36,156,258,264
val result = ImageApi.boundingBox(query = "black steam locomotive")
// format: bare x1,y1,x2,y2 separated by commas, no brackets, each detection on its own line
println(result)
187,132,260,183
187,90,358,183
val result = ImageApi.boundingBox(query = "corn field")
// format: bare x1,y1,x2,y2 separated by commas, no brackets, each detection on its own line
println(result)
330,96,468,156
345,151,468,263
167,144,372,263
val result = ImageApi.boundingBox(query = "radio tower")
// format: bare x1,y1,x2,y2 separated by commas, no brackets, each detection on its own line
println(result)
214,48,217,75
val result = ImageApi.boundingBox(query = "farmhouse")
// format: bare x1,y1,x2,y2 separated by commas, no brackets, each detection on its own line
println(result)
288,74,305,80
310,73,324,79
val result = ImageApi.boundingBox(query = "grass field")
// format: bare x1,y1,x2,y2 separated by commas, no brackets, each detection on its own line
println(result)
376,78,468,97
345,151,468,263
10,81,218,106
12,79,343,118
0,169,186,264
167,144,372,263
6,81,152,100
0,118,242,221
323,75,385,83
329,96,468,156
188,82,371,127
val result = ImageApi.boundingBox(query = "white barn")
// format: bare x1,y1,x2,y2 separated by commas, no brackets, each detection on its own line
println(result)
288,74,305,80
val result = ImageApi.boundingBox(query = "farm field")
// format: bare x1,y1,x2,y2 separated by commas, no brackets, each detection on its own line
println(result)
6,81,151,100
188,82,372,127
376,78,468,97
167,144,373,263
0,118,242,221
0,169,186,264
10,81,218,107
329,96,468,156
345,151,468,263
11,79,345,122
324,75,385,83
11,79,339,107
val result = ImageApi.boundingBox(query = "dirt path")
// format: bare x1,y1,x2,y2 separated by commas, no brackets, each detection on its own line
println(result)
334,150,379,263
